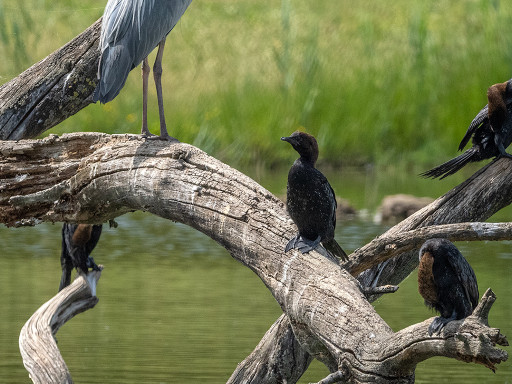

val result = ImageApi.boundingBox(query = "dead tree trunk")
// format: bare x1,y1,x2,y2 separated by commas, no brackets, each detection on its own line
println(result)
0,133,509,383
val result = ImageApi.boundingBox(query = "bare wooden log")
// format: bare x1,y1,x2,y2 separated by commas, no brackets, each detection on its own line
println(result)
348,221,512,275
1,133,508,383
19,269,102,384
0,20,101,140
227,313,313,384
0,20,102,383
378,288,508,372
357,157,512,289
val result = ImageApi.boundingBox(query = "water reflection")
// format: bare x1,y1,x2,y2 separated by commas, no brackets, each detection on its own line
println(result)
1,172,511,382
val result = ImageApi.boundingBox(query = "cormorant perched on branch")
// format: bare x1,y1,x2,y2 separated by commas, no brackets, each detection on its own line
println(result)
281,131,348,261
421,79,512,179
59,224,102,291
418,238,479,336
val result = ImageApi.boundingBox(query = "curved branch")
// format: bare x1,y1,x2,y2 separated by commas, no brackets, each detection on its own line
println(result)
357,157,512,289
19,269,102,384
381,289,507,373
1,133,509,383
227,313,313,383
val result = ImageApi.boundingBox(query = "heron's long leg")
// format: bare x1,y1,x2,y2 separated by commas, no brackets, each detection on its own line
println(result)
153,38,175,140
141,57,152,136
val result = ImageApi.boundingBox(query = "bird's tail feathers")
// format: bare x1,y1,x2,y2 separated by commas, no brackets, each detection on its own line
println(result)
323,239,348,261
420,147,479,179
93,46,133,104
59,232,73,291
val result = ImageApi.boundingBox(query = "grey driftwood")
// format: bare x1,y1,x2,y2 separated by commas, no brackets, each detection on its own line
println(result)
0,133,509,383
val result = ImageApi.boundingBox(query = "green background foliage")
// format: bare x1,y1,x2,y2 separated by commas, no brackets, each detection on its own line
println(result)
1,0,512,168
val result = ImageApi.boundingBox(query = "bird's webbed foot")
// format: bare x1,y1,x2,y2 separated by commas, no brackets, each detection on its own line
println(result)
295,235,321,253
86,256,101,272
285,234,330,258
428,314,456,336
285,234,300,252
498,151,512,160
494,135,512,159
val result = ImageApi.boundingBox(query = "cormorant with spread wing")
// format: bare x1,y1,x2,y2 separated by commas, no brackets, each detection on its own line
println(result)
422,79,512,179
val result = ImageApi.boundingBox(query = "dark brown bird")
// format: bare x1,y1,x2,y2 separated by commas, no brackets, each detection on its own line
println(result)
59,224,102,291
418,238,479,335
281,131,348,261
421,79,512,179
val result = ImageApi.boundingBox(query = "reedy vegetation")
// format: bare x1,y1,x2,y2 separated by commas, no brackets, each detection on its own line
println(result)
0,0,511,168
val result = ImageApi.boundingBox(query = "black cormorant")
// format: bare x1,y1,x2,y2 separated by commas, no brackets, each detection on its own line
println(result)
281,131,348,261
418,238,479,335
59,224,102,291
421,79,512,179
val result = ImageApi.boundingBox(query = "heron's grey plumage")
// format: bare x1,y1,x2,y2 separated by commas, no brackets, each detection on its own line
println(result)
93,0,193,103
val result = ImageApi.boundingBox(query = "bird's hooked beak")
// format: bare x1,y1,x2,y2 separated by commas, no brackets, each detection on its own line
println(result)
418,249,425,262
281,136,294,145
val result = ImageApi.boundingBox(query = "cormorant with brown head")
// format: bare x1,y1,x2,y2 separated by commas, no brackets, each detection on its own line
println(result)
59,224,102,291
421,79,512,179
418,238,479,335
281,131,348,261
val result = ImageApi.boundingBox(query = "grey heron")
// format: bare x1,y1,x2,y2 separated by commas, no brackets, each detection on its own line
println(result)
93,0,193,140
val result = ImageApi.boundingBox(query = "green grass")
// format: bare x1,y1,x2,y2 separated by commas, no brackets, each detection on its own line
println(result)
1,0,512,168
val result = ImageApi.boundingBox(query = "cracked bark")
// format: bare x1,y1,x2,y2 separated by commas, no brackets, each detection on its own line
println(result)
0,133,509,383
0,19,101,140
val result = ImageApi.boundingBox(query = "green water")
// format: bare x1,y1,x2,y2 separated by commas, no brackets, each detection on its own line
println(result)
1,168,511,383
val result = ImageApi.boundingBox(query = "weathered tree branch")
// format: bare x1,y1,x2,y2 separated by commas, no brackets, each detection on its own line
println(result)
357,157,512,289
0,133,508,383
227,313,313,383
2,17,510,383
19,268,102,384
312,289,507,383
348,221,512,275
379,288,507,372
0,20,101,140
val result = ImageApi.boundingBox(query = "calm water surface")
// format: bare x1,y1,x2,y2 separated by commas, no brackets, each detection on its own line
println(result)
0,166,511,383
